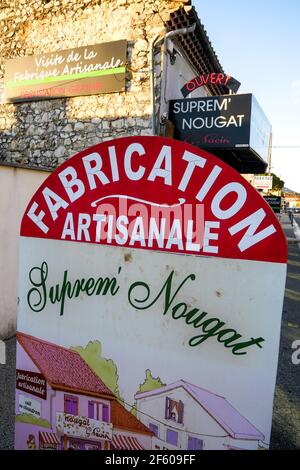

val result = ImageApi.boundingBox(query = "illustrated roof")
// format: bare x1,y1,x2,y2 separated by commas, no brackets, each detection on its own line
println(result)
135,379,265,441
111,401,153,437
17,332,115,397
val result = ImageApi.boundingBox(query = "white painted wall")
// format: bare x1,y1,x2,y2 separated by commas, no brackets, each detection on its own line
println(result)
164,42,210,102
160,39,210,123
227,438,259,450
136,386,233,450
136,388,261,450
0,165,50,339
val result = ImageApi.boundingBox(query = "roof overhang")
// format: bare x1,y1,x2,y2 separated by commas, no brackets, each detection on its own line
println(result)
166,5,229,95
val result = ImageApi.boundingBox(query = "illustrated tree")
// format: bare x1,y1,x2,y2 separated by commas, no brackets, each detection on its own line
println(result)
71,340,122,400
131,369,165,416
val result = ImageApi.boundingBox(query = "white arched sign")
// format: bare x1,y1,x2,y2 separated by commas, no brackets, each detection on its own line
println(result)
15,137,287,451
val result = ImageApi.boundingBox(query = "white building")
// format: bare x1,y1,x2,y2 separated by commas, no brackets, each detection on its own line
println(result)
135,380,264,450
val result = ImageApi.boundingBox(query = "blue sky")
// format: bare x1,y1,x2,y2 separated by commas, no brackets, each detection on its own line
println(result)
193,0,300,192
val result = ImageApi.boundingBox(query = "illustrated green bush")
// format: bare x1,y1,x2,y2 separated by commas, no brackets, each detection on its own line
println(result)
131,369,165,416
71,340,122,400
15,414,51,428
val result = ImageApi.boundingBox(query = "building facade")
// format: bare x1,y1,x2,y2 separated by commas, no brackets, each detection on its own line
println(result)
135,380,264,450
16,332,153,450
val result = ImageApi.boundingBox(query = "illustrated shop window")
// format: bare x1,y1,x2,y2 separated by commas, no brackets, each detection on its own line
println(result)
166,429,178,447
149,423,159,437
165,397,184,424
187,436,204,450
64,395,78,415
88,401,95,419
102,404,109,423
88,401,110,422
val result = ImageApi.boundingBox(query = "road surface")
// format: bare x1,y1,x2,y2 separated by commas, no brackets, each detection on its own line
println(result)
270,215,300,449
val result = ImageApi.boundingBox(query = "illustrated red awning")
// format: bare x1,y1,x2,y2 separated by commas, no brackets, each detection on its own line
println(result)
39,431,60,445
112,433,144,450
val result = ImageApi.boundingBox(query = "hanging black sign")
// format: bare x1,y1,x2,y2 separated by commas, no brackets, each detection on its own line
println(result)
169,94,271,166
263,196,282,213
170,94,251,148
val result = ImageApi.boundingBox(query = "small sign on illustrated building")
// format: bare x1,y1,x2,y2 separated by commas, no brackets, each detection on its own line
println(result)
18,395,41,419
4,40,127,102
15,136,287,451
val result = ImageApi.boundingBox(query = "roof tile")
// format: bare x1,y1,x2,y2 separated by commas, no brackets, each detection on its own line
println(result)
17,332,114,397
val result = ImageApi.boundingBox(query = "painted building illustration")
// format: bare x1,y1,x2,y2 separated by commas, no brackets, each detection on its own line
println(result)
15,332,153,450
135,380,265,450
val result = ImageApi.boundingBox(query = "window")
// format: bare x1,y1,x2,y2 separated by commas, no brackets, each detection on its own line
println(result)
85,442,101,450
149,423,159,437
165,397,184,424
102,404,109,423
87,401,110,422
64,395,78,415
187,436,203,450
88,401,94,419
166,429,178,446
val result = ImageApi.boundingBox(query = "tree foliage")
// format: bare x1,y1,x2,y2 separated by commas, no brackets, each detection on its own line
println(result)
270,172,284,191
131,369,165,416
71,340,121,399
138,369,166,394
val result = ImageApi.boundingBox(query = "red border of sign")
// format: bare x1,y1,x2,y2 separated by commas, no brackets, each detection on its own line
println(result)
20,136,287,264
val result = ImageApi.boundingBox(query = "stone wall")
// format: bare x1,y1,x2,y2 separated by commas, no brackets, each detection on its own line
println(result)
0,0,189,169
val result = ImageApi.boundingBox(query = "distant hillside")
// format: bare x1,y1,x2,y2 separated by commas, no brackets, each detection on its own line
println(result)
282,187,300,195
